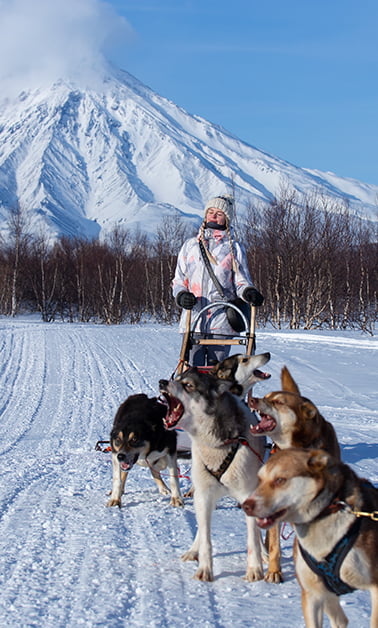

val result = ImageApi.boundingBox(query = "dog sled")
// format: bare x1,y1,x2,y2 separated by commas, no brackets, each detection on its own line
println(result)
172,301,258,454
175,301,257,375
95,301,258,453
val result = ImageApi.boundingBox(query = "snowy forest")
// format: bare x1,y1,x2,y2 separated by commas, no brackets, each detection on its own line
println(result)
0,190,376,333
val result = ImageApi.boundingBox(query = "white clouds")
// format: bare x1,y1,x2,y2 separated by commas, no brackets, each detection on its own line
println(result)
0,0,134,96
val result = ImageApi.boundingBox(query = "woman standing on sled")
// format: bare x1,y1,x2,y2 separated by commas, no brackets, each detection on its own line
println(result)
172,194,264,366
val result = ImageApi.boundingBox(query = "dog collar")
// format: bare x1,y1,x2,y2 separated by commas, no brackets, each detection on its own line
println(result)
313,495,346,521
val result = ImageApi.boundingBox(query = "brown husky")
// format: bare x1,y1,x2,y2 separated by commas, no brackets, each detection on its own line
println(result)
248,367,341,583
243,448,378,628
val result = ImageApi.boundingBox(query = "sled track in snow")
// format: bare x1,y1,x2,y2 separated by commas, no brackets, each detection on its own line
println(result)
0,327,47,456
0,321,375,628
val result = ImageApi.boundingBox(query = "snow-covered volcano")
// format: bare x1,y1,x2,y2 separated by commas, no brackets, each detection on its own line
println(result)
0,67,377,240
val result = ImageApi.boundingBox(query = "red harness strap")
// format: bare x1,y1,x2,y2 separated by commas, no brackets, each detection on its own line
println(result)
224,437,265,465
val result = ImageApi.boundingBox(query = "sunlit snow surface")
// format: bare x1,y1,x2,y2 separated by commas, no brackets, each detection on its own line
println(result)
0,318,377,627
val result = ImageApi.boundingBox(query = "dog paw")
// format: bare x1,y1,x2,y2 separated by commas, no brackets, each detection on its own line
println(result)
106,498,122,508
244,567,264,582
184,486,194,498
158,486,170,496
181,550,198,562
264,570,283,584
194,567,213,582
170,496,184,507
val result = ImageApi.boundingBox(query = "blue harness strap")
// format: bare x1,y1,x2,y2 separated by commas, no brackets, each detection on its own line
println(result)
298,517,361,596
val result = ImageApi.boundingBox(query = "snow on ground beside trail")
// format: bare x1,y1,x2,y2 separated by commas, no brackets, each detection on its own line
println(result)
0,318,377,628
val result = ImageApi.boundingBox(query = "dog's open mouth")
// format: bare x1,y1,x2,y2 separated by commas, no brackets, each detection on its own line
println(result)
255,509,287,529
250,412,276,434
118,453,139,472
160,393,185,429
253,369,271,381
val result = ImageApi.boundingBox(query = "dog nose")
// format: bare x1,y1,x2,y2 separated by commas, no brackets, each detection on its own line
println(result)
117,453,126,462
242,497,256,516
159,379,168,389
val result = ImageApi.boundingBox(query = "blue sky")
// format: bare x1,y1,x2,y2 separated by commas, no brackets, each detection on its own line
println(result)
106,0,378,186
0,0,376,186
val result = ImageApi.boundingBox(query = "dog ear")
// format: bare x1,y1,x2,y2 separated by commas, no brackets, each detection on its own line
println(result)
300,400,317,421
281,366,300,395
178,366,197,379
213,366,233,380
307,449,329,473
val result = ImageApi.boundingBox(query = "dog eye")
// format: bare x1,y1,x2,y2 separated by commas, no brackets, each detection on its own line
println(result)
129,437,142,447
114,438,122,447
183,381,195,391
272,477,286,487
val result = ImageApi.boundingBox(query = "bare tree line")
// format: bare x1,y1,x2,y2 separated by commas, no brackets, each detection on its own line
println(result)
0,192,376,333
243,188,377,333
0,213,193,325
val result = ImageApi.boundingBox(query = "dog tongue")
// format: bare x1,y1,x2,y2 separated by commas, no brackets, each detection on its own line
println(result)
256,516,275,529
120,453,139,471
256,509,286,529
253,369,271,380
250,413,276,434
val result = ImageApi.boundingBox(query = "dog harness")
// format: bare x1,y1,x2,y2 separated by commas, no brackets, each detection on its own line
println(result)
204,434,265,482
204,442,240,482
298,517,361,596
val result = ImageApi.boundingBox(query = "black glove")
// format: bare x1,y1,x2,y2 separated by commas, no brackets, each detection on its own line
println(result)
242,287,264,307
176,291,197,309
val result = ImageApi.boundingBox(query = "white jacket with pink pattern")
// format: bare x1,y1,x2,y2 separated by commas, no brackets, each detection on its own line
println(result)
172,227,254,334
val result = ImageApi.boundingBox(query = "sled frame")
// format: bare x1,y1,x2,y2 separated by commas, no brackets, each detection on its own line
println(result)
177,301,257,374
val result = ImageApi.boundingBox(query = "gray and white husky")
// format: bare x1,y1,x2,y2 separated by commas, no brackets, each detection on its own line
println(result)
159,356,270,582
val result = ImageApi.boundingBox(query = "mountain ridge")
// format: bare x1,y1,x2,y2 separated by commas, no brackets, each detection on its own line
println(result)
0,68,377,241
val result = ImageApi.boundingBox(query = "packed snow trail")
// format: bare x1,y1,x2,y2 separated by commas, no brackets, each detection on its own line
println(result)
0,319,376,627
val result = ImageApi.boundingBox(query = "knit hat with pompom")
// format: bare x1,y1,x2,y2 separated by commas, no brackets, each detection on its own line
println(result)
200,194,238,271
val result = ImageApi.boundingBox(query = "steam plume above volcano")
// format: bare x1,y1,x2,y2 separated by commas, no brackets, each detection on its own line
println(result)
0,0,133,96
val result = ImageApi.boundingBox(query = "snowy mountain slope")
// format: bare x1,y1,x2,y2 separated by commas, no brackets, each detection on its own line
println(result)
0,67,377,241
0,319,377,627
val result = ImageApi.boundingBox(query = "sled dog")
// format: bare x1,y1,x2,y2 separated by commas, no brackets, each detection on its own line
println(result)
248,366,340,456
209,351,271,396
247,366,341,583
159,368,267,582
242,448,378,628
107,393,183,508
175,352,271,500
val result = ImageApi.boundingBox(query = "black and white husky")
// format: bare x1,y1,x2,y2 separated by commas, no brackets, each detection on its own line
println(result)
159,365,269,582
107,393,183,508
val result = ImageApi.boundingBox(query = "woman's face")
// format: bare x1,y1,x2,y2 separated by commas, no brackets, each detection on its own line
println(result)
206,208,226,226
